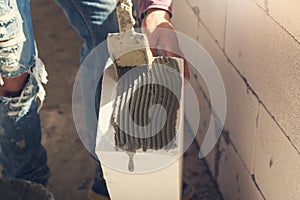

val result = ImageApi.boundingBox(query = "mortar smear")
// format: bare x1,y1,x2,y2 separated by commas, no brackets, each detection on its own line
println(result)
111,57,182,156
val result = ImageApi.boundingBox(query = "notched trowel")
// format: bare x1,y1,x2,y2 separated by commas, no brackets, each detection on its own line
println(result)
107,0,184,172
107,0,153,78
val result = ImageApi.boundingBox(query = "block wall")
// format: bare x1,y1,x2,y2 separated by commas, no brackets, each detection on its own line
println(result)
172,0,300,199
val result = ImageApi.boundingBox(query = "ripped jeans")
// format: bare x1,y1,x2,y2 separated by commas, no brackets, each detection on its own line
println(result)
0,0,118,185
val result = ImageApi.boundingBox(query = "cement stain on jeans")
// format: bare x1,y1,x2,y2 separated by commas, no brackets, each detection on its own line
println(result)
111,57,182,172
16,139,26,149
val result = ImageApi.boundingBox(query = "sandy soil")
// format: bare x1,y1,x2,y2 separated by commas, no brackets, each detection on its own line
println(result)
32,1,94,199
30,0,223,200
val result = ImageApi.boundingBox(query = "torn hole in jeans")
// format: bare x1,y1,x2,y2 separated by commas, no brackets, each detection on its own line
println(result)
0,58,48,121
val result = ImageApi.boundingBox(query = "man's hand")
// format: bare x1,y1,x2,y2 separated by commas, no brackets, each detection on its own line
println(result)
142,9,190,79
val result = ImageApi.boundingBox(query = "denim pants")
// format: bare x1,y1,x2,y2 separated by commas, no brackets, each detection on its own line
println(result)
0,0,118,185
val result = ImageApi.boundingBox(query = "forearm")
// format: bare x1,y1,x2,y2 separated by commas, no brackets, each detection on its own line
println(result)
138,0,172,18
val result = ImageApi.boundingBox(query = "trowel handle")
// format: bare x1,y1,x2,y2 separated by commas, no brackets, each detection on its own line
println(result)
116,0,135,32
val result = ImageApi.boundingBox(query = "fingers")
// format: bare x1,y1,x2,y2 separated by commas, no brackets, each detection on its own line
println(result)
144,28,190,79
141,9,190,79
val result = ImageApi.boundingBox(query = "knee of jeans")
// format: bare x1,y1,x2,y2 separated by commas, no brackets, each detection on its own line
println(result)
0,3,47,121
0,58,48,121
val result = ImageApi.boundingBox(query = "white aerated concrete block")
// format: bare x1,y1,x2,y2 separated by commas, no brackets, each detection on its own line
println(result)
217,137,264,200
187,0,227,48
192,19,259,173
252,0,266,11
268,0,300,42
102,161,183,200
172,0,198,40
254,106,300,200
96,59,184,200
226,0,300,151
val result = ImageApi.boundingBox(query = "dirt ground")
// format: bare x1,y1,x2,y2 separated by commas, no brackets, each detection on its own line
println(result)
30,0,223,200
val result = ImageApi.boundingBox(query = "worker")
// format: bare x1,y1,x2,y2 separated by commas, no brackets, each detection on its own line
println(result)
0,0,192,199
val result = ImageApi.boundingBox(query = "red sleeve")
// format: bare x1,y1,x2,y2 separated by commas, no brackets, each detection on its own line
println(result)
138,0,172,18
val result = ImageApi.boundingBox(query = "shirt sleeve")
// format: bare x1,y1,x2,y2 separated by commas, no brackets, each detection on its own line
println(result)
138,0,172,18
